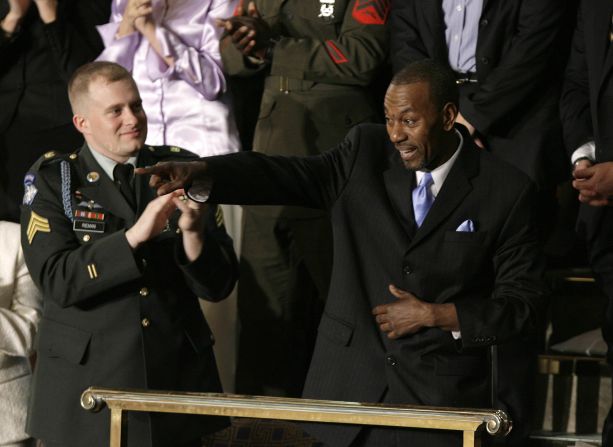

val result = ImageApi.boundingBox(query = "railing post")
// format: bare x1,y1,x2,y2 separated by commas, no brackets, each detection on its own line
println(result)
463,430,481,447
109,408,123,447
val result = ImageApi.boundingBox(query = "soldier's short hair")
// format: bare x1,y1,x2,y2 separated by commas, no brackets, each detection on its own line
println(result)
68,61,135,113
391,60,459,110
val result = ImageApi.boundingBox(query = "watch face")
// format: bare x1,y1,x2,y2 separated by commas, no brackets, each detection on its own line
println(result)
186,178,213,203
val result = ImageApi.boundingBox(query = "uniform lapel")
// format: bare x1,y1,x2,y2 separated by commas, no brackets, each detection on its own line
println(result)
77,145,136,223
408,135,479,250
134,148,157,215
383,146,417,239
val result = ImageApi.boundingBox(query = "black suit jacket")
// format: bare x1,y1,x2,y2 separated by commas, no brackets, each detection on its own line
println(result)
390,0,569,188
20,145,238,447
561,0,613,162
204,123,547,446
560,0,613,366
0,0,108,133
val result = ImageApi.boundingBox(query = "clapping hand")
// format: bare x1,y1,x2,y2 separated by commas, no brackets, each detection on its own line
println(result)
217,1,275,60
118,0,153,37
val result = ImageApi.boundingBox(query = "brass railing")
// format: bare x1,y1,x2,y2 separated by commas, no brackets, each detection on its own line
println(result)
81,387,511,447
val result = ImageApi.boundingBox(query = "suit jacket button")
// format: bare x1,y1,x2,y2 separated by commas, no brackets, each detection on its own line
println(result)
403,264,412,275
480,18,489,26
139,287,149,297
386,355,398,366
141,318,151,328
480,56,489,65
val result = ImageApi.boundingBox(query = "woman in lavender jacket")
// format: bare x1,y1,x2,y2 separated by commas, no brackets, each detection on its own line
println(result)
96,0,240,157
96,0,241,393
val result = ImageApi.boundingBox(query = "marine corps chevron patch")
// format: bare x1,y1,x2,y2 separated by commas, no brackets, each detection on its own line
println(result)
27,211,51,244
352,0,390,25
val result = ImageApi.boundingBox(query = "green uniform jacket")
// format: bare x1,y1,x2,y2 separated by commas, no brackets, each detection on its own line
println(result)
20,145,238,447
222,0,389,218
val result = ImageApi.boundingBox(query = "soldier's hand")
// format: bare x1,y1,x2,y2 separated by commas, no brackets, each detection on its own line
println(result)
173,190,209,261
125,192,179,249
173,190,208,234
372,285,434,339
218,1,275,59
135,161,208,196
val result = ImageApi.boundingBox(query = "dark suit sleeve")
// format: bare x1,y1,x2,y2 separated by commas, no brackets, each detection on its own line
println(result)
175,205,238,301
0,0,108,76
206,125,362,208
454,181,548,347
42,0,108,79
560,3,593,156
20,164,143,308
389,0,430,74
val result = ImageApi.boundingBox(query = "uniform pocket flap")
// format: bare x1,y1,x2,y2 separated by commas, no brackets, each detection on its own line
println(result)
435,354,488,377
318,313,354,346
38,319,92,365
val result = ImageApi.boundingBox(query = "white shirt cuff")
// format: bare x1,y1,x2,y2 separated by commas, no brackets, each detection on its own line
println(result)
571,141,596,164
451,331,461,340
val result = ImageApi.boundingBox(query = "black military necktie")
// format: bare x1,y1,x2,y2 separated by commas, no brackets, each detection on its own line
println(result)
113,163,136,210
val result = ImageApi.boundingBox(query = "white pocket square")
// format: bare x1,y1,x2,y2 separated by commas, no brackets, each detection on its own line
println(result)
456,219,475,232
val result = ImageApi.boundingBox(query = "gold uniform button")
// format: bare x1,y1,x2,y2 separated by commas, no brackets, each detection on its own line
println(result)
139,287,149,297
141,318,150,327
69,153,78,160
82,234,91,242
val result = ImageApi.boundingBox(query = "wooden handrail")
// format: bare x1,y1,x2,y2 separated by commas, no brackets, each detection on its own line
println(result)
81,387,512,447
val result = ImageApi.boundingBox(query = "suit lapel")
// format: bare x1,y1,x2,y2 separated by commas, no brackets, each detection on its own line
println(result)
383,146,417,239
408,136,479,249
77,145,136,223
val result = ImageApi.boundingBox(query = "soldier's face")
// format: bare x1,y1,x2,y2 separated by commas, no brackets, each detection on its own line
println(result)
75,78,147,162
384,82,455,171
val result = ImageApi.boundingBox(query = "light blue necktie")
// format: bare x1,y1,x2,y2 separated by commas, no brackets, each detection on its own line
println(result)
412,172,434,227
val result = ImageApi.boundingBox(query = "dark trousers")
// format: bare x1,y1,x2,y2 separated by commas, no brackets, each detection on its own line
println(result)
235,208,333,397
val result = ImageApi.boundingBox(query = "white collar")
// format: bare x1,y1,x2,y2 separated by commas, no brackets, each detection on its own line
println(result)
415,129,463,197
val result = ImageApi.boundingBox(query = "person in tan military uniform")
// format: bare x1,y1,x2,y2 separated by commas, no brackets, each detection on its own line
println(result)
219,0,389,397
20,62,238,447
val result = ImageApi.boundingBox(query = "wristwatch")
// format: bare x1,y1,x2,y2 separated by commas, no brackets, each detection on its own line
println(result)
186,178,213,203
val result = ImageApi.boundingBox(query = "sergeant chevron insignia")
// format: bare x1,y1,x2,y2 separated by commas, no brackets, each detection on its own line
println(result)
352,0,390,25
27,211,51,244
215,206,224,228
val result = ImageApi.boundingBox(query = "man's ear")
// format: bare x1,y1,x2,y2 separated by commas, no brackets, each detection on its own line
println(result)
442,102,458,131
72,114,89,135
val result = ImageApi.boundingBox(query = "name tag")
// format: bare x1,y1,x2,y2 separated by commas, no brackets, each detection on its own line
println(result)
73,220,106,233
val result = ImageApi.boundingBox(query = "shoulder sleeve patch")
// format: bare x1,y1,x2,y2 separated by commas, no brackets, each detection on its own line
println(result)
352,0,390,25
22,173,38,206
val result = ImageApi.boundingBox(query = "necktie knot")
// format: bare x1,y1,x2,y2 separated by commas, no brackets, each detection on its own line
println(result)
113,163,136,210
412,172,434,228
